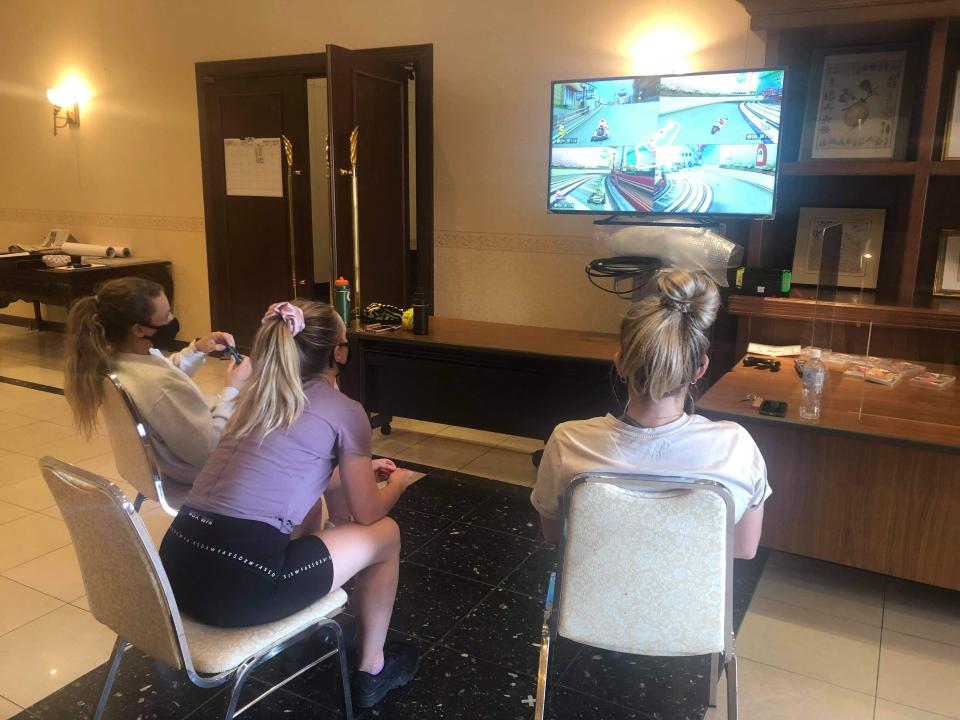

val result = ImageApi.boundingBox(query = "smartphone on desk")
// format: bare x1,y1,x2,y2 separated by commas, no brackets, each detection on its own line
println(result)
759,400,788,417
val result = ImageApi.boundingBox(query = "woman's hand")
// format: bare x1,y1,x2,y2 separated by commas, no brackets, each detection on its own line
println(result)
225,355,252,389
196,331,236,354
383,468,416,491
340,455,409,524
372,458,397,481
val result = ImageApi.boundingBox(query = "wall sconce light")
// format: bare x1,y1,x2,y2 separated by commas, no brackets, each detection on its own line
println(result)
46,85,81,136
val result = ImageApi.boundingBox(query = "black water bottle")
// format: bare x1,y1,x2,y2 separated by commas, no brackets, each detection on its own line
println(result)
412,287,429,335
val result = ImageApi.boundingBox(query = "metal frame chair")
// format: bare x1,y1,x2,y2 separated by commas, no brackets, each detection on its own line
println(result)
40,457,353,719
534,472,738,720
100,373,185,516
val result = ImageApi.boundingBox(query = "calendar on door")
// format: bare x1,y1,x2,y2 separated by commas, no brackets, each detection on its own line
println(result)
223,137,283,197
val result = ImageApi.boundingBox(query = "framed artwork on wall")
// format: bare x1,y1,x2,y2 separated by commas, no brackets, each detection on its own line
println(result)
934,230,960,296
792,207,886,288
800,47,912,161
942,72,960,160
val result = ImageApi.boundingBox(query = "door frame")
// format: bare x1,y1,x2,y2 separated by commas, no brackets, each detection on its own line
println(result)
195,44,434,327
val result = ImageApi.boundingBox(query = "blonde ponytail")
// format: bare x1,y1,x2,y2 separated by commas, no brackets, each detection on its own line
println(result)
225,300,342,441
619,270,719,401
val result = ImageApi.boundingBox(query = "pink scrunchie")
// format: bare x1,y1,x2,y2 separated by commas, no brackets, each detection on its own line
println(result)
262,302,305,336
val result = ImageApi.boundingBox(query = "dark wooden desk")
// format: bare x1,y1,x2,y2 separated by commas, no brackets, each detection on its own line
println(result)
699,357,960,590
342,317,621,442
0,257,173,330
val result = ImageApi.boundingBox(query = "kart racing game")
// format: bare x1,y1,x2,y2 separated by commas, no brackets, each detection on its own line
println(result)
549,69,784,216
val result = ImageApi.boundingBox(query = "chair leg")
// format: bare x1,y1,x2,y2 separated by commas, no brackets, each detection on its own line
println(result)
223,658,258,719
708,652,719,707
533,633,551,720
331,621,354,720
725,654,739,720
94,637,129,720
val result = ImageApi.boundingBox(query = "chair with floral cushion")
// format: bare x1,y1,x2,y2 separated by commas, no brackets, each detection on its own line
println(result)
534,472,738,719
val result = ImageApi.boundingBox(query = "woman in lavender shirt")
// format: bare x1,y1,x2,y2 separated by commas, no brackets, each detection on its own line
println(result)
159,300,418,708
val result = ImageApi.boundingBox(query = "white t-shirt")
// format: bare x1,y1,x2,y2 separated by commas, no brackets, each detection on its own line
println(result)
531,413,770,523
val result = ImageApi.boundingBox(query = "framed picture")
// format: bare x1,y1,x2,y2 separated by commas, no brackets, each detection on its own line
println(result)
942,72,960,160
800,47,912,160
934,230,960,296
792,207,886,288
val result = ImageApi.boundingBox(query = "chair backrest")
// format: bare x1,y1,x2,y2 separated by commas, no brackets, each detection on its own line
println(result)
40,457,189,670
99,374,164,503
555,473,734,658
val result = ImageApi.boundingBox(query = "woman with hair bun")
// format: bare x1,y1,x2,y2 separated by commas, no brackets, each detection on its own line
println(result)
159,299,419,709
531,270,770,558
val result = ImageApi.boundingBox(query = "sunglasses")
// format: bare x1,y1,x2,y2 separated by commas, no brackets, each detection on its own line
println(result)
743,356,781,372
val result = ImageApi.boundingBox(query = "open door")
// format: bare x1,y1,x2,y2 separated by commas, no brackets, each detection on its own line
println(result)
326,45,410,313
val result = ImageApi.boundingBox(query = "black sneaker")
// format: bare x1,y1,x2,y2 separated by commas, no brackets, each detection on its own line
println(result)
350,641,420,708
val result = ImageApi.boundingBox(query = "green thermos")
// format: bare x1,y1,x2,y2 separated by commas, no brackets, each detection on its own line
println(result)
334,276,351,325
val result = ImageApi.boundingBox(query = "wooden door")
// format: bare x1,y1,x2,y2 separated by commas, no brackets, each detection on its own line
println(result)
198,74,313,347
326,45,410,311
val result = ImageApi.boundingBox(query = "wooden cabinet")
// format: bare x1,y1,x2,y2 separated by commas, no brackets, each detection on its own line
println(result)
700,356,960,590
732,1,960,360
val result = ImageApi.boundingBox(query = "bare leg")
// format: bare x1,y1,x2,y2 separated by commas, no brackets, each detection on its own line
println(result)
317,517,401,673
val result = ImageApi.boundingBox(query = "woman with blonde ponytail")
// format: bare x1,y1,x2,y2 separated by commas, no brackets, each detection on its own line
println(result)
64,277,250,485
160,300,419,709
531,270,770,558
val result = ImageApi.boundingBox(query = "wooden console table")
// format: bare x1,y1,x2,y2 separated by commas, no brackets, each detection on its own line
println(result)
0,257,173,330
699,357,960,590
342,317,621,443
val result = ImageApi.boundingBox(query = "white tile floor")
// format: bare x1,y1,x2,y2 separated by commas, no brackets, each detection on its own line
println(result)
0,324,958,719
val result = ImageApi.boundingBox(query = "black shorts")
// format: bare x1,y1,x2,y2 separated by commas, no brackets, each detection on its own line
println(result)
158,507,335,628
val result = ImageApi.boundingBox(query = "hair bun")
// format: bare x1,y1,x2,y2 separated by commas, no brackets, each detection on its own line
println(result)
660,297,692,313
657,270,719,329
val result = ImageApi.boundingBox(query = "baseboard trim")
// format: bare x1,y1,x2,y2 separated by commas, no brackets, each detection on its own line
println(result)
0,376,64,395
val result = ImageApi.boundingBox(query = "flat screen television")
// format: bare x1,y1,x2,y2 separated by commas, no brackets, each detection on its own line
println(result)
548,68,785,217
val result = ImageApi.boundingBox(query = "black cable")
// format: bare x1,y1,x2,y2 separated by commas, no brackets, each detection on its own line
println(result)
585,256,661,298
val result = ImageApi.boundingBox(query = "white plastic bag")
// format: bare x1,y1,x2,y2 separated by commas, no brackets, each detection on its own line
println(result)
593,225,743,287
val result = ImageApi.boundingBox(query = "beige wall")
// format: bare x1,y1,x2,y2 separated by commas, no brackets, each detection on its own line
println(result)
0,0,763,337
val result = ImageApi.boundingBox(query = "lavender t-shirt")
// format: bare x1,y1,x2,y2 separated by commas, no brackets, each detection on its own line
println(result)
185,379,371,533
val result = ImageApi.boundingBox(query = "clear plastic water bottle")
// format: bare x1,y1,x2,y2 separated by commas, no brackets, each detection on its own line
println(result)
800,348,826,420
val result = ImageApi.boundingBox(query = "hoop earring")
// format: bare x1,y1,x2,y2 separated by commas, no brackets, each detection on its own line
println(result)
690,378,698,386
618,374,628,384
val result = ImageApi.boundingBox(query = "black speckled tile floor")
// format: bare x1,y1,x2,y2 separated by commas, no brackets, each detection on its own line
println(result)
12,465,766,720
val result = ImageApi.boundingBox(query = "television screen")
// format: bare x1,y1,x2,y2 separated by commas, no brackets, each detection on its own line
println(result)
548,68,784,217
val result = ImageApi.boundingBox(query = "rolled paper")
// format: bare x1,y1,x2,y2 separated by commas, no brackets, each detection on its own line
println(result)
61,242,118,258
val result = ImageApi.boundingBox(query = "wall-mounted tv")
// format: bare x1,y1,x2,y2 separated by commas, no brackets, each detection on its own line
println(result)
548,68,785,217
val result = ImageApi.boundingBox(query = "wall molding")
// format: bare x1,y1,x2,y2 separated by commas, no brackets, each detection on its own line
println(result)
435,229,606,256
0,208,205,234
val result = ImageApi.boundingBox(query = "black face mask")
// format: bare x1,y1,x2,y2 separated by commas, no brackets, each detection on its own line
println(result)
143,317,181,350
